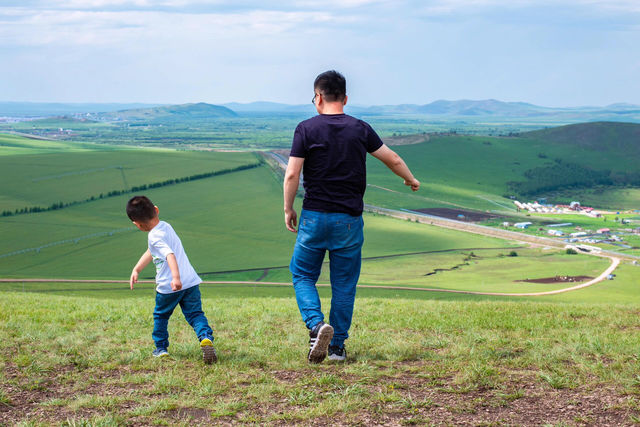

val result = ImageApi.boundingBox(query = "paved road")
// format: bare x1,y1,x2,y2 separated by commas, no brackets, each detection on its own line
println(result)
0,257,620,296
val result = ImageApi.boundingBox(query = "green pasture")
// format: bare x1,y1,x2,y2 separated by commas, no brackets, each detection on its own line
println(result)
0,132,102,155
365,134,639,212
0,135,256,212
200,247,622,297
0,137,631,298
354,248,611,293
2,288,640,424
0,163,519,281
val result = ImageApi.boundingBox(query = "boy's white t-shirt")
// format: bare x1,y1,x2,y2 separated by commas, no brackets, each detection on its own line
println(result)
148,221,202,294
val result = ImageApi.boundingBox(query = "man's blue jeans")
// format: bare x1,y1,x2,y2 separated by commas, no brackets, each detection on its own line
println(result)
289,209,364,348
153,285,213,350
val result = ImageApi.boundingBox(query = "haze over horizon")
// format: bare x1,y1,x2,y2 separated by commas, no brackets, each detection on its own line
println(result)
1,1,638,107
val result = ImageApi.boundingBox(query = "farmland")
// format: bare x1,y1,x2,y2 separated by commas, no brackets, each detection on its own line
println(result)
2,132,634,295
1,117,640,425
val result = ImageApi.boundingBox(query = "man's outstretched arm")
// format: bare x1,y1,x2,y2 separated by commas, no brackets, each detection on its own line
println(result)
371,144,420,191
283,156,305,232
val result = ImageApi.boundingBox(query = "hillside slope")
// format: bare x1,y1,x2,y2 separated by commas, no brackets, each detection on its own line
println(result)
103,102,237,122
523,121,640,154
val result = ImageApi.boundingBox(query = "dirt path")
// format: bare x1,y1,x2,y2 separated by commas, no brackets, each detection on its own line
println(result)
0,256,620,296
0,154,624,297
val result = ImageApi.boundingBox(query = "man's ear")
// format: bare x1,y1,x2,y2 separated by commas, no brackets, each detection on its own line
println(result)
343,95,348,106
154,206,159,215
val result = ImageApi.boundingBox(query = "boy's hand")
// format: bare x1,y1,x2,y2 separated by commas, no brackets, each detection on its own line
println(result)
130,270,139,290
171,278,182,291
404,178,420,192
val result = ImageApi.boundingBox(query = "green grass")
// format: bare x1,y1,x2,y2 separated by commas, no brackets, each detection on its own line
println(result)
0,134,256,211
0,160,522,281
365,133,640,212
2,289,640,424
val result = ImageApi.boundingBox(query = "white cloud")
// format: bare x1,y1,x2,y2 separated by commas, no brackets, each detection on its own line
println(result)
0,7,339,48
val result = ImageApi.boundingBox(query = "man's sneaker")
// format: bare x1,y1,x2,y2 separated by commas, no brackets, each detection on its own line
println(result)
200,338,217,364
152,348,169,358
308,321,334,364
328,345,347,362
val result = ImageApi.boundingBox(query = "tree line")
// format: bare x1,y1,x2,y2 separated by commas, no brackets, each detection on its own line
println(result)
507,159,640,196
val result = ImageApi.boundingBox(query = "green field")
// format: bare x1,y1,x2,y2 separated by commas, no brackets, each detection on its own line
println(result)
2,287,640,425
2,122,640,425
365,132,640,212
0,132,633,295
2,148,626,297
0,134,256,212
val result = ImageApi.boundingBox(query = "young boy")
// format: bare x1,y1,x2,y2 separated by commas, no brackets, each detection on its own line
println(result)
126,195,217,364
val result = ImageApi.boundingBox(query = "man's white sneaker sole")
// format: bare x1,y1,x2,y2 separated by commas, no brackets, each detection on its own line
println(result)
308,323,334,364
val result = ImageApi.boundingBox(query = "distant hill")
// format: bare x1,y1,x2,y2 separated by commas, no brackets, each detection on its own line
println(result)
360,99,551,116
223,99,640,122
0,102,159,117
102,103,237,122
223,101,312,113
522,121,640,154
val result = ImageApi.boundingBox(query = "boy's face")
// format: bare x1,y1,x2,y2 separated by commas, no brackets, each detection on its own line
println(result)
132,206,159,232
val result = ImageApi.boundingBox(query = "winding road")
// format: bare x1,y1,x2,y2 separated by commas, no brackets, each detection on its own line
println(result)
0,152,627,297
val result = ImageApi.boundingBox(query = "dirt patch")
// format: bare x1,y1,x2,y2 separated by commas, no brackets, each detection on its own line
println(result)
163,407,211,421
382,134,430,146
414,208,502,222
3,362,638,425
516,275,594,284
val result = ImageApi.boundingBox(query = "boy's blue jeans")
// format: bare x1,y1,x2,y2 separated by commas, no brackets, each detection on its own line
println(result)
289,209,364,348
153,284,213,350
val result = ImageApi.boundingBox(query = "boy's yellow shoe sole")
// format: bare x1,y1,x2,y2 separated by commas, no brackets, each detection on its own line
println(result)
200,338,217,364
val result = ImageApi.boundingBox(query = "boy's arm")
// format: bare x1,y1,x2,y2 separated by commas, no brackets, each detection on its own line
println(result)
283,156,305,232
371,144,420,191
130,249,152,290
166,253,182,291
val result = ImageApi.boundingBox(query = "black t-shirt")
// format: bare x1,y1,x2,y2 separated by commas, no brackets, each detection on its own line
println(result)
289,113,384,216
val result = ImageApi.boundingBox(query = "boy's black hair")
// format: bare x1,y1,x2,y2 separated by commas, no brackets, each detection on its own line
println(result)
314,70,346,103
126,195,156,222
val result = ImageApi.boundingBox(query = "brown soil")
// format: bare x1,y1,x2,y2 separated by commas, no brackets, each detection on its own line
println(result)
517,275,594,284
382,134,430,146
2,362,638,426
414,207,502,222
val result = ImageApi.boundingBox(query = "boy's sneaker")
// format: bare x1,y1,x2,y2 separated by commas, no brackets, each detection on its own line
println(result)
308,321,334,364
200,338,217,364
153,348,169,358
328,345,347,362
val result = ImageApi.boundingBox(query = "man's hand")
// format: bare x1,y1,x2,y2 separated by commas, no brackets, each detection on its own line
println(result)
285,208,298,233
129,270,139,290
404,178,420,192
171,278,182,292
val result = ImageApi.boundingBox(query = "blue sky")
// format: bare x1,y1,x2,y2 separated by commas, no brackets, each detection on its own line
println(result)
0,0,638,106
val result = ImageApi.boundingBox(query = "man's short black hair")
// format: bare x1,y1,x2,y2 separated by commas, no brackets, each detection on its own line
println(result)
314,70,346,103
126,195,156,222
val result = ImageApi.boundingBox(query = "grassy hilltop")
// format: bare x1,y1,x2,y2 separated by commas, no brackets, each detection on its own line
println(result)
1,122,640,425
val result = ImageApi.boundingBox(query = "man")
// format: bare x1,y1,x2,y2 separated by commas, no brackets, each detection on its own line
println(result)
284,70,420,363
